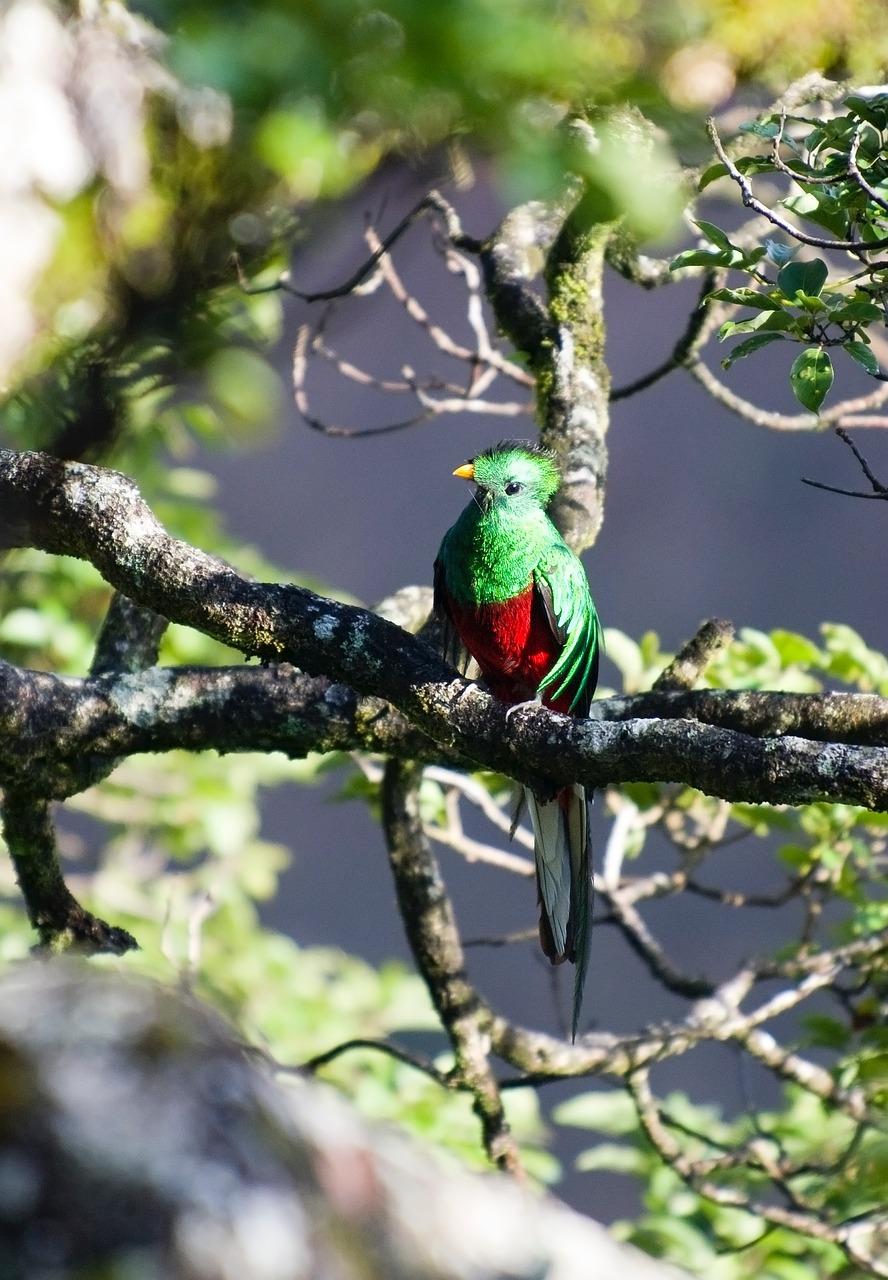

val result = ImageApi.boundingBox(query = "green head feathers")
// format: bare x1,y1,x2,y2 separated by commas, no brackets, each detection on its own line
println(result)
454,440,560,509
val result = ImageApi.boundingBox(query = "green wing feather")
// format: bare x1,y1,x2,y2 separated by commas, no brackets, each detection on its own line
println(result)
534,544,601,714
433,550,472,676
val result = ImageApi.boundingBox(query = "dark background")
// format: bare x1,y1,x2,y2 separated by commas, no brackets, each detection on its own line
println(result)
205,168,888,1220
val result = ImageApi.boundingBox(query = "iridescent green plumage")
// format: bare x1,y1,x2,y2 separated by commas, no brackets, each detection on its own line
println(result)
434,440,601,1039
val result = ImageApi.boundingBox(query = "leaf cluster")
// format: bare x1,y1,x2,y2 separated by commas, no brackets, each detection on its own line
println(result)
672,94,888,412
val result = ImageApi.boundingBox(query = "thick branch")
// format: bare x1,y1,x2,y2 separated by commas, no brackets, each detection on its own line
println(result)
598,687,888,746
382,758,521,1174
539,200,612,553
478,202,559,365
90,591,168,676
5,660,888,798
3,451,888,812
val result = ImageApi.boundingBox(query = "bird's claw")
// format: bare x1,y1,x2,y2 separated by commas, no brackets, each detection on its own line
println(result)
505,698,542,724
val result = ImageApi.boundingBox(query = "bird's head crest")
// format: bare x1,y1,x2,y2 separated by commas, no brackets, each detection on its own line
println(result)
453,440,560,508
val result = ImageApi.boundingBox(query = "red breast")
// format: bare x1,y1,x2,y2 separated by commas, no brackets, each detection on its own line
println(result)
445,586,570,712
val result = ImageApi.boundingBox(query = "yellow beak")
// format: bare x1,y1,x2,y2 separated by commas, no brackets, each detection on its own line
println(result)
452,462,475,480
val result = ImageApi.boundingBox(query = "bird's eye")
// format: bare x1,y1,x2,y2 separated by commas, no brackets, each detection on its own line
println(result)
505,481,522,496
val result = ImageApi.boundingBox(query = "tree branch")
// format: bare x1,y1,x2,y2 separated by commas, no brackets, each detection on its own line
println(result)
651,618,735,691
539,199,613,553
0,793,136,954
4,451,888,814
382,758,522,1174
90,591,168,676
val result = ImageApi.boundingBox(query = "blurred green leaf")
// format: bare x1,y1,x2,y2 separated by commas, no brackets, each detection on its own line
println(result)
553,1089,637,1134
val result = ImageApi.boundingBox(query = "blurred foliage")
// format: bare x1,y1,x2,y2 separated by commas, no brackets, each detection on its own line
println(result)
4,0,888,465
556,1085,887,1278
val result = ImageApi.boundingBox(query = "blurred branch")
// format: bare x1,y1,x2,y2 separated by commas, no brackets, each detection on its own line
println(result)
238,190,481,303
0,962,686,1280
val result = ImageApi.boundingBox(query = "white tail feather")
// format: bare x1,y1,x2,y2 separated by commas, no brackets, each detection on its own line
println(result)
524,784,591,1041
526,787,571,956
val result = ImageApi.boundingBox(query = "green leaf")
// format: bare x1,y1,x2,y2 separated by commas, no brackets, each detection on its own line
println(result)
698,162,728,191
777,258,829,300
783,191,848,237
669,247,731,271
796,293,827,314
790,348,834,412
846,92,888,128
718,311,798,339
719,317,767,340
732,804,797,833
779,842,813,869
721,331,785,368
692,219,734,250
832,299,884,323
0,608,55,647
803,1014,850,1050
844,341,880,376
770,629,822,667
707,287,783,311
858,1052,888,1084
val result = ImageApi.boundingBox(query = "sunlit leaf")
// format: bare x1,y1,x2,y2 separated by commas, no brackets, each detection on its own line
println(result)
789,347,833,412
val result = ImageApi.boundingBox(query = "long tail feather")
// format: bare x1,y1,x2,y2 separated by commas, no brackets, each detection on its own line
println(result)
567,786,592,1041
525,784,591,1040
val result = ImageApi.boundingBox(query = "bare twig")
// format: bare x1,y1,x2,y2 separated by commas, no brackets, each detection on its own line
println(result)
628,1068,888,1276
365,225,534,388
848,123,888,214
601,891,715,998
610,270,721,402
297,1037,454,1090
802,425,888,498
237,191,481,303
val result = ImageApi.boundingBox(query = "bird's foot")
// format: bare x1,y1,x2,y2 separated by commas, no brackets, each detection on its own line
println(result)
504,698,542,724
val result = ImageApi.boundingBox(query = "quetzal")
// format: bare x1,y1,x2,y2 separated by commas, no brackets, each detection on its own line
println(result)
433,439,601,1040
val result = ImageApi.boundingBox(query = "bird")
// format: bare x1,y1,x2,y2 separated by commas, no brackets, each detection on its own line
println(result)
433,439,601,1040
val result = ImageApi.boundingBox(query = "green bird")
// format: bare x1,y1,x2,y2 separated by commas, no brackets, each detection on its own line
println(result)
434,439,602,1039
